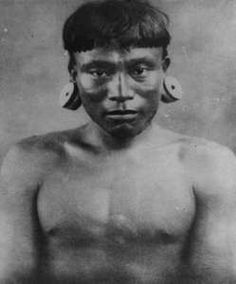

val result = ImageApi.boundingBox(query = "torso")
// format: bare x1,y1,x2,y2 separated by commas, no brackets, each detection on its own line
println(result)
32,126,197,283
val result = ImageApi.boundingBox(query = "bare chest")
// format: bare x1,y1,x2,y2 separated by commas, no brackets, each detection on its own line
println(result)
38,154,195,247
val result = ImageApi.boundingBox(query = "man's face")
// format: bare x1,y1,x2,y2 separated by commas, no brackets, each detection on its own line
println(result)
74,47,167,139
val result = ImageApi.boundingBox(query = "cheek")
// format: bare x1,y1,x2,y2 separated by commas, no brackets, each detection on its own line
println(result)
131,72,163,97
135,80,161,111
146,73,163,92
77,74,107,102
77,73,107,93
77,74,95,92
133,83,161,103
80,98,102,121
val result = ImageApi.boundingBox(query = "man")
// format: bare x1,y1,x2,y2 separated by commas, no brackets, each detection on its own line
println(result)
1,0,236,283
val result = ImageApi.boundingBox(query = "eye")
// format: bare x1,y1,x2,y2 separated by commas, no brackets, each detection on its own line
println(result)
89,69,110,78
130,65,148,77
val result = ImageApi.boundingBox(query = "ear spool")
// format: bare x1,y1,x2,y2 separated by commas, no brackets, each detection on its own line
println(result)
59,82,81,110
161,76,183,103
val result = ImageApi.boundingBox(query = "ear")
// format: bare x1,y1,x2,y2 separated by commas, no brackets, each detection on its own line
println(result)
162,57,171,72
70,68,77,82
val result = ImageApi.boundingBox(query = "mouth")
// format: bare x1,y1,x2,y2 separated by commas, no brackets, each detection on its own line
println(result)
105,110,138,120
106,109,137,115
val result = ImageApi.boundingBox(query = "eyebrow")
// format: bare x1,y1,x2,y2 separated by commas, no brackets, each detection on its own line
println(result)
127,57,158,67
80,57,158,71
80,60,117,72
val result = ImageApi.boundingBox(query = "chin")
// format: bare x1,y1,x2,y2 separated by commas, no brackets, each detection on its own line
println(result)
107,123,145,140
95,113,155,140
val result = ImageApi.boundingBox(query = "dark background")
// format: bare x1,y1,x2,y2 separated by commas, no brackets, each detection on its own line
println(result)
0,0,236,164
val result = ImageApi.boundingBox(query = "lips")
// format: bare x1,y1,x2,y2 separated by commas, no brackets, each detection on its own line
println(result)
106,110,137,115
105,109,138,120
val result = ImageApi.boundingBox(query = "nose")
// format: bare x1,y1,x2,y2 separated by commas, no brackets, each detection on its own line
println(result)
108,73,134,102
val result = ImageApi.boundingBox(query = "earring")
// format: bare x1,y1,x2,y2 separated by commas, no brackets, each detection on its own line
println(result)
161,76,183,103
59,81,81,110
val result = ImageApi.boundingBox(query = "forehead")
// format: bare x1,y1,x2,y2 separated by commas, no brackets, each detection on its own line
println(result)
74,47,163,65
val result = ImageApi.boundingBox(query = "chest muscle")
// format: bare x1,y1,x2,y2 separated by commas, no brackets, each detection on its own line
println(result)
38,159,195,246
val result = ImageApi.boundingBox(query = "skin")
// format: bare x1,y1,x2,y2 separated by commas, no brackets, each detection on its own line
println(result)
1,47,236,284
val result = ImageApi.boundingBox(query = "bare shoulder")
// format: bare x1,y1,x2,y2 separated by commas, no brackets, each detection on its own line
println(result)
156,127,236,196
0,126,87,186
176,134,236,195
178,134,236,171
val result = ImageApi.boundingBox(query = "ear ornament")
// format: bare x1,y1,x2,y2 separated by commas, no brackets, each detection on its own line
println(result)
59,82,81,110
161,76,183,103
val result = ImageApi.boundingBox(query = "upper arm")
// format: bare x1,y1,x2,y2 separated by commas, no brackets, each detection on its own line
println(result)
187,144,236,281
0,144,42,282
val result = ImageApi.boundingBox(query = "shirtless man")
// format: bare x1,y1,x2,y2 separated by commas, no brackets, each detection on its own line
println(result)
1,0,236,283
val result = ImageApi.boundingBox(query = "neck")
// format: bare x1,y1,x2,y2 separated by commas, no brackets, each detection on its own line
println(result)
86,122,156,152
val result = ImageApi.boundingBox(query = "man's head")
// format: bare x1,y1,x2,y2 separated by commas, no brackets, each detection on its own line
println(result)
63,0,171,139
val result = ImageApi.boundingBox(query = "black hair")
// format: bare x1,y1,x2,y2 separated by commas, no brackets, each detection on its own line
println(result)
63,0,171,73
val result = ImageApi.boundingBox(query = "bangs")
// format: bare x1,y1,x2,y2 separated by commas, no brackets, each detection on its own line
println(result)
63,0,170,52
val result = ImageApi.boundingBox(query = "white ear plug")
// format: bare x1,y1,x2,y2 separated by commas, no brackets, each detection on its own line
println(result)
161,76,183,103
